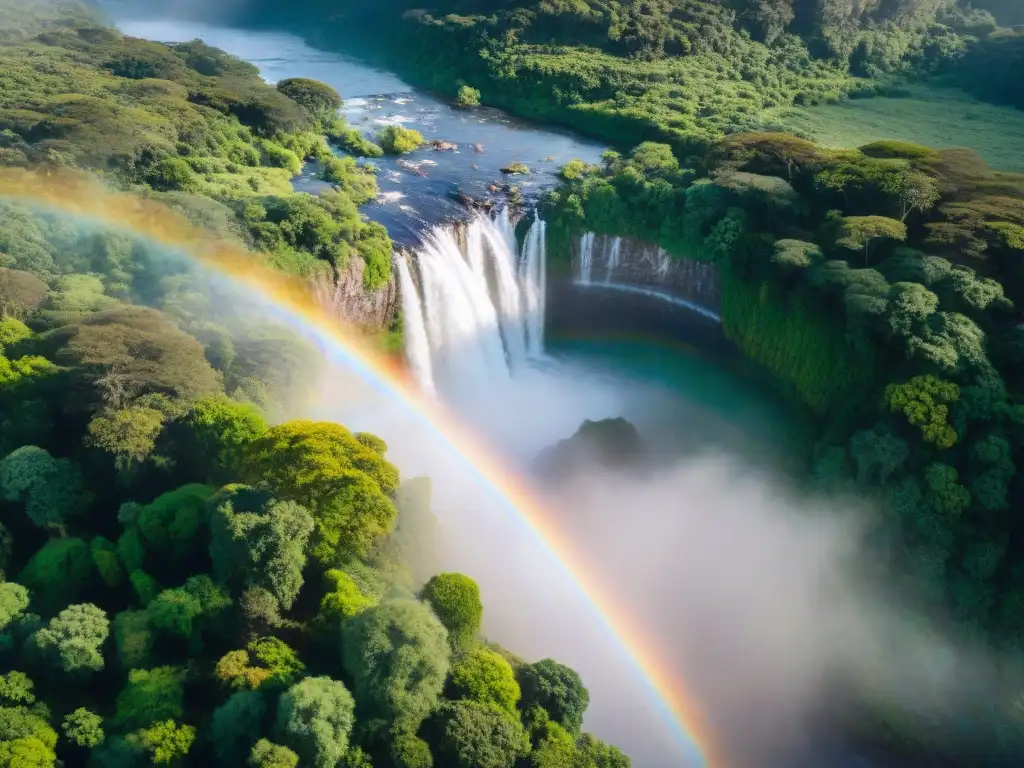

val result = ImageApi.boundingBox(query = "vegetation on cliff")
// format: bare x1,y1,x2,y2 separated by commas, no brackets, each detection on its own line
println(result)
0,3,629,767
545,127,1024,760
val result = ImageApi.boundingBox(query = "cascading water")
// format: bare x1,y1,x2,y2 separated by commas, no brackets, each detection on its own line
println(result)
604,237,621,283
396,255,435,394
402,209,548,393
520,215,547,358
578,231,595,285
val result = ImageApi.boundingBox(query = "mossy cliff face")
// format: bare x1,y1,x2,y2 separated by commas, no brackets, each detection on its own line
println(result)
313,257,399,331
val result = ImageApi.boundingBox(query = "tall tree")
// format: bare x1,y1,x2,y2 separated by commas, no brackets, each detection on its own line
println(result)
208,486,314,610
275,677,356,768
341,599,450,729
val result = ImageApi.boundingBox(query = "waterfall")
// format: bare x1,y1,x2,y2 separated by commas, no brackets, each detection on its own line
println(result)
395,255,435,394
604,236,621,283
478,215,528,366
402,209,547,393
578,232,595,285
521,215,547,358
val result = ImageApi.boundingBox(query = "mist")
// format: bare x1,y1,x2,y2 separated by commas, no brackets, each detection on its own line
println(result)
292,330,1022,768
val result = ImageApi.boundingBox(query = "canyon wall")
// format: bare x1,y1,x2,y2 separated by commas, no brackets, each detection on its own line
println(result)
569,233,722,315
313,255,399,330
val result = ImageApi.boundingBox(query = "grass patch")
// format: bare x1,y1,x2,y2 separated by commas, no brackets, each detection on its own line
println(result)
766,85,1024,173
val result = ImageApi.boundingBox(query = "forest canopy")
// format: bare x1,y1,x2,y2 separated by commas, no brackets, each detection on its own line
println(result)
0,3,627,767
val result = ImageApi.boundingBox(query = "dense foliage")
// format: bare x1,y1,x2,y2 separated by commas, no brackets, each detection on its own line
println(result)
0,3,628,767
0,0,392,290
233,0,1024,157
544,126,1024,759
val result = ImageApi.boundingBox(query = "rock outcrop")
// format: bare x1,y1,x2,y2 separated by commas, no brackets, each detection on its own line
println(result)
312,256,399,330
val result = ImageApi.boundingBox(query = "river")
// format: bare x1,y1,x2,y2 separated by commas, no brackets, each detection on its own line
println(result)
105,9,881,768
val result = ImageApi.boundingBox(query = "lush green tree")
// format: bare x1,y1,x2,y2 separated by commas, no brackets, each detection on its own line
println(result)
837,216,908,265
277,78,342,127
113,666,185,731
0,706,58,767
448,647,521,714
923,462,972,520
86,404,167,471
885,375,960,449
389,730,433,768
208,486,313,610
576,733,631,767
528,719,576,768
883,170,939,222
140,719,196,765
18,538,95,615
434,700,529,768
211,691,266,766
0,673,34,707
378,126,425,154
0,583,29,632
135,484,215,574
0,318,30,349
245,421,399,563
215,637,305,692
455,85,481,107
31,603,109,674
248,739,298,768
62,708,104,748
181,396,268,484
517,660,589,734
771,239,822,270
275,676,355,768
341,599,450,728
315,570,376,648
0,446,90,529
420,573,482,651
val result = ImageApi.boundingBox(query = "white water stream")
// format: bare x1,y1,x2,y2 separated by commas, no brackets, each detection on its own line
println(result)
400,210,549,394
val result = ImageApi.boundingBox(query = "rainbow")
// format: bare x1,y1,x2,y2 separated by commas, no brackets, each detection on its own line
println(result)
0,168,717,767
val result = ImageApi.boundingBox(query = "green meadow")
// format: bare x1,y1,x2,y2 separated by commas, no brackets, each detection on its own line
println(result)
767,85,1024,172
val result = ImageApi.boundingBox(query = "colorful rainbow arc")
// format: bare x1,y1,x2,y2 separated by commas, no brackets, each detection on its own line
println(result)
0,168,716,767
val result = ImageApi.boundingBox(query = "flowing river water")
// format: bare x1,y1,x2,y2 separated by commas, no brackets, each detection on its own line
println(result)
103,9,880,767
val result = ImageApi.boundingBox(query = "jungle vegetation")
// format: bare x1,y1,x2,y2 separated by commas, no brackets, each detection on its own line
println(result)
543,128,1024,761
0,3,628,767
0,0,392,290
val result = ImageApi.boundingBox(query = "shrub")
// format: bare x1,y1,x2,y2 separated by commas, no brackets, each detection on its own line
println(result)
420,573,482,651
378,125,424,154
455,85,481,107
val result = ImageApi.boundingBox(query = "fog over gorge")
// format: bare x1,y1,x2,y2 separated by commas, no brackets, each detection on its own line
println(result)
283,322,1008,768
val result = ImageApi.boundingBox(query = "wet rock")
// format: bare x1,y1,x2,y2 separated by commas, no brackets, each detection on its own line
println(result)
431,140,458,151
395,158,427,177
312,256,398,330
532,418,650,483
472,143,485,153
